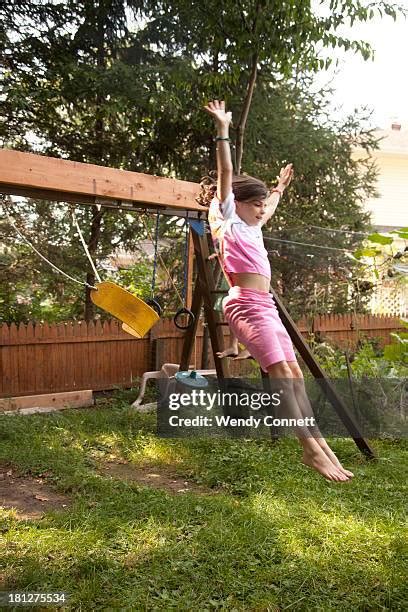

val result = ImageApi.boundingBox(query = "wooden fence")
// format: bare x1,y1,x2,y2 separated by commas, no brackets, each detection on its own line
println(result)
0,314,405,398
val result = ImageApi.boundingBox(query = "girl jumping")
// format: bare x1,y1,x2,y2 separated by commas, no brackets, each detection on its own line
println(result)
202,99,353,482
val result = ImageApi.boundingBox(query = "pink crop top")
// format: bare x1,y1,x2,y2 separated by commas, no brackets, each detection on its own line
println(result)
208,192,271,282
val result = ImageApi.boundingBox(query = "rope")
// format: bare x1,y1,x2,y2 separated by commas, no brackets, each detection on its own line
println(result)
70,207,101,284
264,235,357,254
266,242,395,273
282,210,371,236
1,199,97,290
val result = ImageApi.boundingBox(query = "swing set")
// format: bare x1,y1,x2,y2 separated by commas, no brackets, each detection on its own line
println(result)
2,159,195,339
0,149,375,458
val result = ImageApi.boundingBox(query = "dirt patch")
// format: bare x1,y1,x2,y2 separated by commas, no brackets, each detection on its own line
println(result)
0,463,70,520
99,461,218,496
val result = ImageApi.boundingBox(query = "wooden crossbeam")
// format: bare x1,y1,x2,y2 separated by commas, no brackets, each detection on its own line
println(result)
0,149,203,213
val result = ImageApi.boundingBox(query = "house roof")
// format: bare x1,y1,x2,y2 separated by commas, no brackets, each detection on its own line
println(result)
107,239,173,269
372,124,408,155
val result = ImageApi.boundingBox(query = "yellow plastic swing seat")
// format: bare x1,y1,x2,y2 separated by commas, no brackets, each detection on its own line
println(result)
90,281,159,338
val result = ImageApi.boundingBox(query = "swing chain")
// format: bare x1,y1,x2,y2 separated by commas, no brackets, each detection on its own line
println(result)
151,212,160,299
140,213,184,305
140,212,195,329
173,216,195,330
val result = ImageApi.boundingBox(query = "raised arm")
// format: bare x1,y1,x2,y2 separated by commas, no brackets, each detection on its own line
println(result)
261,163,294,226
203,100,233,202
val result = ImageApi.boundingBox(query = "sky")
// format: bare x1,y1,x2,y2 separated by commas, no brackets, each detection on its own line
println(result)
313,11,408,129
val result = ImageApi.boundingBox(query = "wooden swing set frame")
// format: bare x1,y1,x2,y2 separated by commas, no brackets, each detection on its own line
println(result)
0,149,375,458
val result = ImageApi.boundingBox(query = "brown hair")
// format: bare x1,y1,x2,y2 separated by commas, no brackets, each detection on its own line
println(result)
196,172,268,207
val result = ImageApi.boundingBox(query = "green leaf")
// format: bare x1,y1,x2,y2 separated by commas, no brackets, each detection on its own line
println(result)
354,248,380,259
383,343,406,363
367,233,394,245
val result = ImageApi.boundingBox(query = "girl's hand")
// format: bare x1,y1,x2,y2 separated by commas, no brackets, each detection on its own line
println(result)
277,163,294,190
203,100,232,127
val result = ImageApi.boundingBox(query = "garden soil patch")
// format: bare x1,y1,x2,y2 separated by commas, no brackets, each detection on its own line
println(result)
0,462,70,519
99,461,218,496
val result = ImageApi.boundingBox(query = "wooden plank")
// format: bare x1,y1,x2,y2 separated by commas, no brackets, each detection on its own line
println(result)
64,322,75,390
270,287,375,459
108,321,121,386
186,228,194,309
117,323,127,385
56,322,67,390
72,321,85,389
108,321,119,387
9,323,19,395
0,390,93,413
89,320,99,389
0,149,203,212
180,279,204,371
104,321,114,387
122,323,133,384
17,324,28,396
189,233,230,379
24,322,35,395
41,324,51,393
117,321,136,384
99,320,108,388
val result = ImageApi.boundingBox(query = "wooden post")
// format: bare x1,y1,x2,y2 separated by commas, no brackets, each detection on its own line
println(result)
184,231,229,379
186,228,194,310
179,280,203,371
270,288,375,459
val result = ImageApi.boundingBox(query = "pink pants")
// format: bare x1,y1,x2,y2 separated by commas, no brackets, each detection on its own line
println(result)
223,286,297,371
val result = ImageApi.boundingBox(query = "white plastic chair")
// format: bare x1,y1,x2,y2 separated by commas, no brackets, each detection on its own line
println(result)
131,363,216,411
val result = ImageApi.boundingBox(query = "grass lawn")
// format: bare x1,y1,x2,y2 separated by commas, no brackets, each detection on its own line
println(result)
0,390,407,611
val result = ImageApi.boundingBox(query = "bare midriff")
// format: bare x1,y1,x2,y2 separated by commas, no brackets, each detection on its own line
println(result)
230,272,270,293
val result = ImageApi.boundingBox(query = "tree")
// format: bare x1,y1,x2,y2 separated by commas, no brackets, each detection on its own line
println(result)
1,0,405,323
141,0,404,172
238,78,380,316
1,0,194,319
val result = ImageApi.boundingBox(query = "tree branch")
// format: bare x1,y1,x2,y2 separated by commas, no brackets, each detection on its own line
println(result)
235,51,258,175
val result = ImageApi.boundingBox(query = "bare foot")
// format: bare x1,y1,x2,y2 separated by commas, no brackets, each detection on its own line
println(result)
302,443,350,482
216,347,238,358
232,348,253,360
315,438,354,478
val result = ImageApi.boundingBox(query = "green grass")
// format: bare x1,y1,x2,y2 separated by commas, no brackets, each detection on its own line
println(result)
1,390,407,611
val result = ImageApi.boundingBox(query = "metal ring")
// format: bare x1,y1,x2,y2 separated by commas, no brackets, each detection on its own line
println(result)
173,307,195,330
145,298,162,316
